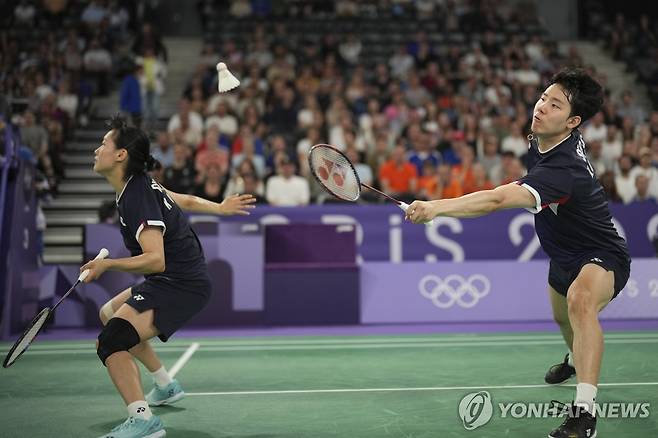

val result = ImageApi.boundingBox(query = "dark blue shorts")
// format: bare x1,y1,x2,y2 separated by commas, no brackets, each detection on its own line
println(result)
127,274,212,342
548,252,631,301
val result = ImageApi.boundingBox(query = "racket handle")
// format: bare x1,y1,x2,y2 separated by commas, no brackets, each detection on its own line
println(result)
399,202,436,226
78,248,110,282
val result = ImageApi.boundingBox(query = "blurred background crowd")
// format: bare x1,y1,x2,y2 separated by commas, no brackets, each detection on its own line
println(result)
2,0,656,216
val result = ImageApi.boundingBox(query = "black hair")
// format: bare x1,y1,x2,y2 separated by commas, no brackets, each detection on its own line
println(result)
106,114,158,180
548,68,604,128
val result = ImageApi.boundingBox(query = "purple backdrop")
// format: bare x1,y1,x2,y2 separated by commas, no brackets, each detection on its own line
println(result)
218,204,657,262
361,259,658,323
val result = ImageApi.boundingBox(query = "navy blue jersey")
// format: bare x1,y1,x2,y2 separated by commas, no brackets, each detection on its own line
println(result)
518,130,630,268
116,173,207,280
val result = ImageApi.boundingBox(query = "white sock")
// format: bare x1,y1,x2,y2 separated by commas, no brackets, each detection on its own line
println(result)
127,400,152,420
151,366,173,388
575,383,597,414
567,351,574,367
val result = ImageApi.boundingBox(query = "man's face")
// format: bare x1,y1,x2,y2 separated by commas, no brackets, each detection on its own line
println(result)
531,84,579,136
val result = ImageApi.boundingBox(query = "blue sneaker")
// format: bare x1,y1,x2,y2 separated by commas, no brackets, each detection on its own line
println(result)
145,379,185,406
97,415,165,438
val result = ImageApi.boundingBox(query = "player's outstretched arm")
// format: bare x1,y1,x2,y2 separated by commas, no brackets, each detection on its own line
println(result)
406,183,536,223
164,188,256,216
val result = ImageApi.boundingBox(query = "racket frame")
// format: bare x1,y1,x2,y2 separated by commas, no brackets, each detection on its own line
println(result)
308,144,404,205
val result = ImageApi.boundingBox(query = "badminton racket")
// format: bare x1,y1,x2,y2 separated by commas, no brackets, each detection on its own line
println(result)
308,144,435,224
2,248,109,368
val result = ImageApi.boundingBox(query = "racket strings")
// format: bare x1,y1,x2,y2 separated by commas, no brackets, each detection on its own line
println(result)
4,309,50,367
309,146,360,201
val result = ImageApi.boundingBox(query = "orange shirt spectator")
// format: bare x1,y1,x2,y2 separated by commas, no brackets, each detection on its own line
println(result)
463,164,494,194
379,146,418,194
437,163,463,199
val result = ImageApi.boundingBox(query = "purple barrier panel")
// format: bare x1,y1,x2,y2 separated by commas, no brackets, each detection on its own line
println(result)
265,223,357,264
361,259,658,324
217,222,264,311
82,204,657,266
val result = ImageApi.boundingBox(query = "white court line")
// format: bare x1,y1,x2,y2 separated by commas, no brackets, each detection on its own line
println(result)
186,382,658,397
4,332,658,351
5,338,658,356
168,342,200,378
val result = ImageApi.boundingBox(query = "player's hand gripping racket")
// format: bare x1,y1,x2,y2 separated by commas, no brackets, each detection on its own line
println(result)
308,144,436,225
2,248,109,368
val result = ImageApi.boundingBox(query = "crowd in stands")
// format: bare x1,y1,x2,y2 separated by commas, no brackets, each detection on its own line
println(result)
1,0,167,193
146,0,657,207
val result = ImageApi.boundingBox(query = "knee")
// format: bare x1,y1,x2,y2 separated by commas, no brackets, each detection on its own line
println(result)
97,318,141,366
99,302,115,326
567,286,597,320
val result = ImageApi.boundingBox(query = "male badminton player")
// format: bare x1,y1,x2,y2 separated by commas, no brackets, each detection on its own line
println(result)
81,115,255,438
406,68,630,438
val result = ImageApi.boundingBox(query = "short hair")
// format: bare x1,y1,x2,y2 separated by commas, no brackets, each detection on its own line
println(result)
106,115,156,180
548,68,604,128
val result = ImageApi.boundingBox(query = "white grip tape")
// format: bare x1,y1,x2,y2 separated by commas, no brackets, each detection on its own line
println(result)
79,248,110,282
399,202,436,226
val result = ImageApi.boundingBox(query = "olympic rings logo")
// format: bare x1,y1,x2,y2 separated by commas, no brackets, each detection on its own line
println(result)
418,274,491,309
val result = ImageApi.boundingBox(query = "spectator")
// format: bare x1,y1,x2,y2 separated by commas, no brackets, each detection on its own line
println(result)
196,126,229,178
137,47,167,131
119,63,142,128
265,155,310,206
379,145,418,200
151,132,174,168
346,147,373,186
599,170,622,203
464,163,494,194
437,163,463,199
501,122,527,158
615,155,637,204
587,140,612,176
601,124,623,163
241,172,268,204
629,147,658,199
193,162,226,203
163,143,196,194
205,101,238,137
617,90,646,124
418,161,441,200
478,134,503,185
632,174,655,203
583,112,607,143
83,39,112,96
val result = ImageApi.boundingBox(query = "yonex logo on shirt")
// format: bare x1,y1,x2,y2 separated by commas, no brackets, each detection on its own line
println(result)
134,294,145,301
590,258,603,263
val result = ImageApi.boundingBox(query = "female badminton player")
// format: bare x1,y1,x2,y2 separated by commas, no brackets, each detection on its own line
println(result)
81,115,255,438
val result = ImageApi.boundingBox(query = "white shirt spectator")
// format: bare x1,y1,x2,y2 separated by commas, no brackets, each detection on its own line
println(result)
514,68,541,86
501,134,527,157
167,111,204,135
57,94,78,119
205,114,238,137
583,123,607,143
81,1,107,25
14,1,36,24
629,165,658,199
615,173,636,204
602,137,623,163
83,47,112,71
389,50,414,79
266,175,310,206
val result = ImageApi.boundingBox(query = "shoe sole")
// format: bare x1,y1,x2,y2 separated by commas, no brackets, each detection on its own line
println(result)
545,374,576,385
144,431,166,438
548,431,596,438
149,391,185,407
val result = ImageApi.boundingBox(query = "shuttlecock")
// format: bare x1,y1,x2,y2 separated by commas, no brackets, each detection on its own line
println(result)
216,62,240,93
